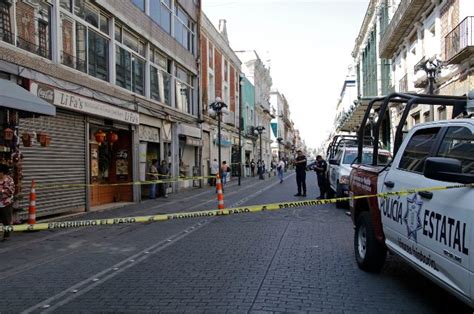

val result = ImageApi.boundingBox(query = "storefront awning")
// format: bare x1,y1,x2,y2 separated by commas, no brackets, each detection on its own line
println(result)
0,79,56,116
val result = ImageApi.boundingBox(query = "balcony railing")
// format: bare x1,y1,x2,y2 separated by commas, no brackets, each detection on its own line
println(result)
445,16,474,64
379,0,427,58
399,74,408,93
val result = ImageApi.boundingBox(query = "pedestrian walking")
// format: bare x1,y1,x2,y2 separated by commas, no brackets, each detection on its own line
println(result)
158,160,169,198
314,155,328,199
148,159,158,199
250,159,256,177
0,164,15,240
277,159,285,183
210,159,219,186
294,150,307,197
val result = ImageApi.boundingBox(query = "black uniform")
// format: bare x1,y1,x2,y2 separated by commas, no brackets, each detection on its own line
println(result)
315,159,328,198
295,155,307,196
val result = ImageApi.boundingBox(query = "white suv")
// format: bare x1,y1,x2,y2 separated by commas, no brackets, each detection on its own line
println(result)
329,147,390,207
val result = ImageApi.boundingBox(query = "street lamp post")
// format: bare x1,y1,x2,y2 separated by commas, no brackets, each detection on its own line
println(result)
254,126,265,180
238,74,244,186
209,97,228,187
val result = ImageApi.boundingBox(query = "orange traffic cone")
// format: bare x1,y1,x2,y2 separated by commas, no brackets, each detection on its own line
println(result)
28,180,36,225
216,174,225,210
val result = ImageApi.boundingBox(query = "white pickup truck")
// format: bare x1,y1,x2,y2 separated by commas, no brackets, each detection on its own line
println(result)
349,92,474,307
328,145,390,207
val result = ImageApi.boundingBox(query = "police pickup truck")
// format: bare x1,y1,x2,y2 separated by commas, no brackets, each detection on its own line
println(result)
349,92,474,307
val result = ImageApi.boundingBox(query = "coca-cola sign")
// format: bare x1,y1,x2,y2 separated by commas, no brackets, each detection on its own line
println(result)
36,84,55,104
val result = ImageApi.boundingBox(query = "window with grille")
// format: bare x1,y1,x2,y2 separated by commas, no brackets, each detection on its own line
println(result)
0,1,12,44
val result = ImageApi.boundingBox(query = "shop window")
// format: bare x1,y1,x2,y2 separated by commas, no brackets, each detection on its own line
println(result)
208,43,213,69
60,1,109,82
0,0,12,44
175,66,194,114
150,0,172,34
88,30,108,81
174,5,195,53
150,65,171,105
150,46,171,105
16,0,51,59
115,24,145,95
115,46,132,90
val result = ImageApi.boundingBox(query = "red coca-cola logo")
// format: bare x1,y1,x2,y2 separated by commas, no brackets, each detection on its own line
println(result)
37,85,54,103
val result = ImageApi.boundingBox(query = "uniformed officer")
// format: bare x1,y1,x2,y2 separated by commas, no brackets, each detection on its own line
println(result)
294,150,307,197
314,155,328,199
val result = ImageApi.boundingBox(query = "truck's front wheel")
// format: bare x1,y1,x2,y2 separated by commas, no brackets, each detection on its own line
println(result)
354,212,386,272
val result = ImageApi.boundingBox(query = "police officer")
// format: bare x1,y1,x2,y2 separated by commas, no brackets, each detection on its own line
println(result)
294,150,307,197
314,155,328,199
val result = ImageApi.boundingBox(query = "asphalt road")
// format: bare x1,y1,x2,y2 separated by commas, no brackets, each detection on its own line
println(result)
0,171,471,313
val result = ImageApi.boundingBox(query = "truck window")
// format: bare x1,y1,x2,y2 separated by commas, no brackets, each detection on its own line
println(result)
342,151,391,165
399,127,440,173
437,126,474,174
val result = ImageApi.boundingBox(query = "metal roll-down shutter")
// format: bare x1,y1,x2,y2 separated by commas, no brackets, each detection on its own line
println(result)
19,109,86,217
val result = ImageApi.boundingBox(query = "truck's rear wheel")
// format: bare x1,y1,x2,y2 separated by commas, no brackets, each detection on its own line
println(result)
354,212,386,272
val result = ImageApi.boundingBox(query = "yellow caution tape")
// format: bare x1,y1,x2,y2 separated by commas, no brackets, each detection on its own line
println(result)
2,183,472,233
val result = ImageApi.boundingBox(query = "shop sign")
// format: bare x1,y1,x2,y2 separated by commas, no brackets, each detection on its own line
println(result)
31,83,139,125
178,124,201,138
139,125,159,143
186,137,202,147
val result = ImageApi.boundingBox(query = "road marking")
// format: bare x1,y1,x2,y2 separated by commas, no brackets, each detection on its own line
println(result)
21,220,210,314
21,175,289,313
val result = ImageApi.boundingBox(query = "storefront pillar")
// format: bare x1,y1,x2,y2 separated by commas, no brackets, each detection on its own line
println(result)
85,117,91,212
171,122,180,192
132,125,140,202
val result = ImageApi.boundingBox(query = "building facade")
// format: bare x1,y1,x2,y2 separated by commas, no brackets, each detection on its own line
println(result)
339,0,474,155
0,0,201,217
380,0,474,130
199,15,241,178
240,75,256,176
236,50,273,167
270,90,293,161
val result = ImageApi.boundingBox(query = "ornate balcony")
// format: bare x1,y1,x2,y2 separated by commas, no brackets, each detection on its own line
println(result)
379,0,429,59
445,17,474,64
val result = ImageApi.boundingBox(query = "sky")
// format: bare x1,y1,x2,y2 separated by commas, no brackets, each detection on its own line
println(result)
203,0,370,150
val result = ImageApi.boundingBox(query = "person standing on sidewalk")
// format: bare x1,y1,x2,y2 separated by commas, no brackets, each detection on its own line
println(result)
221,161,230,186
250,159,256,177
158,160,169,198
294,150,307,197
314,155,328,199
277,159,285,183
148,159,159,199
210,159,219,186
0,164,15,240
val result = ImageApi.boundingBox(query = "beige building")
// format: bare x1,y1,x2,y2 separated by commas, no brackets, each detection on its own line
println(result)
380,0,474,130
